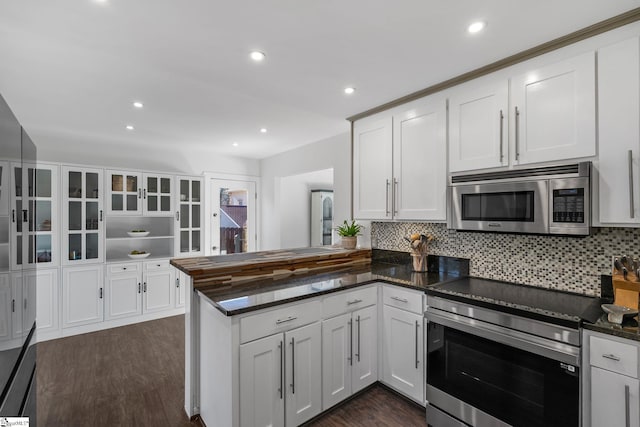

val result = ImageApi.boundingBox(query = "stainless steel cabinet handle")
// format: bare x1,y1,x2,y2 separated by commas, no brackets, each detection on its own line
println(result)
11,299,15,312
176,211,180,221
602,353,621,362
629,150,635,219
278,341,283,399
625,384,630,427
176,278,180,288
515,106,520,161
99,287,103,299
393,178,398,215
99,210,103,221
415,320,420,369
499,110,504,163
275,316,297,325
347,299,363,305
385,179,391,217
143,282,147,293
348,318,353,366
138,283,141,293
356,315,361,362
390,296,408,303
12,209,15,223
290,337,295,394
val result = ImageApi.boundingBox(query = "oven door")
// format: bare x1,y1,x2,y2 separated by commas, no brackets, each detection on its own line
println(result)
450,180,548,234
425,310,579,427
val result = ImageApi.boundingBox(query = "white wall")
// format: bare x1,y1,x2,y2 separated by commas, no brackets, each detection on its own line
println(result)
261,132,361,250
279,169,333,249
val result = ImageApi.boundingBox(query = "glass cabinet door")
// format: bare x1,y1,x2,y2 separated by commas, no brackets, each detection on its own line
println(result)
63,167,103,264
107,170,141,215
144,174,173,216
176,177,203,255
11,163,58,270
0,161,8,216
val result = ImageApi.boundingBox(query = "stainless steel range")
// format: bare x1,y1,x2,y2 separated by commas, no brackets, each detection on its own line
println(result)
424,278,597,427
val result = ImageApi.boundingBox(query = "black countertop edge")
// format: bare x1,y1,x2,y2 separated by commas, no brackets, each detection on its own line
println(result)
582,316,640,342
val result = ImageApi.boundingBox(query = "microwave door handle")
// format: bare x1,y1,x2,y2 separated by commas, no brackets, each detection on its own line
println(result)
629,150,635,219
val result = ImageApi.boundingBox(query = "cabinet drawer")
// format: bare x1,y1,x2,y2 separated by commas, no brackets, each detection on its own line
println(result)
322,285,377,319
240,300,321,344
108,262,140,274
144,259,171,271
590,335,638,378
382,285,423,315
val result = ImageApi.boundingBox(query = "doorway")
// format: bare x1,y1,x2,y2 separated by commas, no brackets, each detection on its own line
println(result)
209,178,256,255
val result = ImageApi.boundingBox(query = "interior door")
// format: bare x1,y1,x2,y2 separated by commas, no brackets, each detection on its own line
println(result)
209,179,256,255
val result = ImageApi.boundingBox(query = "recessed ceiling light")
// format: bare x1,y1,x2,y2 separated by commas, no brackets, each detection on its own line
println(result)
126,125,134,131
260,128,267,133
250,51,266,62
344,87,356,95
232,142,239,147
467,21,486,34
94,0,108,3
133,101,144,109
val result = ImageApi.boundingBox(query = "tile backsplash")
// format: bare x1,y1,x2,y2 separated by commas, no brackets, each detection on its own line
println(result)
371,222,640,297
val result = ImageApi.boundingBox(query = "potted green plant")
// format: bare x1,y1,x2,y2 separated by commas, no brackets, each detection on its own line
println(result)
336,220,363,249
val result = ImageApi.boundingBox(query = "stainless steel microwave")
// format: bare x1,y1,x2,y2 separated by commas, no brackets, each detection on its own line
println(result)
449,162,591,236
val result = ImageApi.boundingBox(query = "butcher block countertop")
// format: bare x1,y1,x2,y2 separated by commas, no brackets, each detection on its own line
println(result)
170,247,372,290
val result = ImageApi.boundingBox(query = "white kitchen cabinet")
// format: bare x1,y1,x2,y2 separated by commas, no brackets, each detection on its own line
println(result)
143,173,173,216
322,289,378,410
62,166,104,265
0,161,9,216
11,270,37,339
34,268,59,335
382,285,424,404
175,270,187,308
449,78,509,172
175,176,203,256
353,95,447,221
143,267,174,313
106,170,142,215
353,116,392,219
62,265,104,328
591,367,640,427
511,51,596,166
597,36,640,225
0,274,10,343
105,263,142,320
239,321,322,427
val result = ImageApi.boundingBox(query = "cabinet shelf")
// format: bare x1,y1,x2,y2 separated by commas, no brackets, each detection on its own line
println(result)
107,254,172,263
106,235,174,241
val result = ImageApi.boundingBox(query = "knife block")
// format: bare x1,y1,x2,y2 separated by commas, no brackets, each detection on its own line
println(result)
612,271,640,310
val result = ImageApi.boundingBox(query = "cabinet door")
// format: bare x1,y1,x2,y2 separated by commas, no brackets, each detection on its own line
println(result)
0,161,8,216
239,333,285,427
106,270,142,320
62,266,104,328
34,268,59,334
449,79,508,172
175,270,186,308
106,170,142,215
143,268,174,313
511,51,596,165
591,367,639,427
382,305,423,403
597,37,640,224
285,322,322,426
352,305,378,393
176,176,203,256
353,116,393,219
321,312,351,410
62,166,104,264
11,270,37,339
393,96,447,220
0,274,10,342
144,174,173,216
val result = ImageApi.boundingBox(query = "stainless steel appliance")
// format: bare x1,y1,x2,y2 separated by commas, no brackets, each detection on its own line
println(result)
425,293,583,427
449,162,591,235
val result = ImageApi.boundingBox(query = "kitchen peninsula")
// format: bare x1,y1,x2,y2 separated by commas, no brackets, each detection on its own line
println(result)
170,247,468,426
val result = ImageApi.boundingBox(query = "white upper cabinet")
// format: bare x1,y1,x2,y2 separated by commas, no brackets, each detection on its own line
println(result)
353,116,393,220
511,51,596,165
106,170,142,215
449,78,508,172
175,176,203,256
353,95,447,221
597,36,640,225
393,96,447,220
143,173,173,216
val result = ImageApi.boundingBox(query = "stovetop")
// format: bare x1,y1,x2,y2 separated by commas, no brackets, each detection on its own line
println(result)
425,276,602,329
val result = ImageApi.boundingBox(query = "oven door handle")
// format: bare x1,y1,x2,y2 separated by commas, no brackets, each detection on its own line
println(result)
425,309,580,366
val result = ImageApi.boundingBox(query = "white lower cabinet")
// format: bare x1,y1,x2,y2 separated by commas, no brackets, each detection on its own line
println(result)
584,330,640,427
144,267,174,313
382,286,424,404
62,265,104,328
175,270,187,308
0,274,10,343
322,305,377,410
11,269,57,337
239,322,322,427
34,268,59,334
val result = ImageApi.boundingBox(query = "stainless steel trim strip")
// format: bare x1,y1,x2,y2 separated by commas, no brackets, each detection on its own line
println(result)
425,404,468,427
427,296,580,345
425,309,580,365
427,386,511,427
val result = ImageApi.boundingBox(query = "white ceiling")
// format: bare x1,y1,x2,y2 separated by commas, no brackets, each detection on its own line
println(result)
0,0,638,160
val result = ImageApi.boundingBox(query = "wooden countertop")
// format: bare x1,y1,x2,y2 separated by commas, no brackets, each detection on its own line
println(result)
170,247,372,290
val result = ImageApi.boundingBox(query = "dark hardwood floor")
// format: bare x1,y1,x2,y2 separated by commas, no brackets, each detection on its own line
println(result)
37,315,426,427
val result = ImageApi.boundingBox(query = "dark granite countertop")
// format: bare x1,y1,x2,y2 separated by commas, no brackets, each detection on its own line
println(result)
582,314,640,342
425,277,602,329
198,251,469,316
